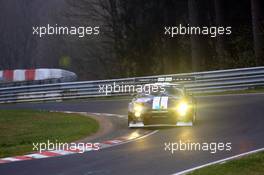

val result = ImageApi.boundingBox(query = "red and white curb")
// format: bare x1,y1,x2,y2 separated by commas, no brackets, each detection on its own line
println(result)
0,111,158,165
0,130,157,165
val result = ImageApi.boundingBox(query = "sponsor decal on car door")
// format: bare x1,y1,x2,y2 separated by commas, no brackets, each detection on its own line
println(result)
152,96,168,109
160,96,168,109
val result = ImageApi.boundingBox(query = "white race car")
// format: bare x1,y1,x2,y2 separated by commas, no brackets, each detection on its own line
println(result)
128,83,197,128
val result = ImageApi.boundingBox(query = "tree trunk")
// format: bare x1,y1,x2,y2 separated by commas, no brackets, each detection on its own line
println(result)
214,0,227,68
251,0,264,65
188,0,210,71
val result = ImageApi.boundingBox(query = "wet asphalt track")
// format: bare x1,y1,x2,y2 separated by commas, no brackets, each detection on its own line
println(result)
0,94,264,175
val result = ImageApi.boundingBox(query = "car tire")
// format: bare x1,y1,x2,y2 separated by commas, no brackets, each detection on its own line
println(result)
128,113,133,127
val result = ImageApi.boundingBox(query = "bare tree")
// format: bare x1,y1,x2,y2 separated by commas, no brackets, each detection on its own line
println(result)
188,0,211,71
251,0,264,65
65,0,121,79
0,1,38,69
214,0,229,68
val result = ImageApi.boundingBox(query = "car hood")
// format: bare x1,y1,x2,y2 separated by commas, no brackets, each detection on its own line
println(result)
134,95,182,109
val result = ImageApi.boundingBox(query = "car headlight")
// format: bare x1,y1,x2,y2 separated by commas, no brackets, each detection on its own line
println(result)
134,104,143,112
176,101,189,117
134,103,144,117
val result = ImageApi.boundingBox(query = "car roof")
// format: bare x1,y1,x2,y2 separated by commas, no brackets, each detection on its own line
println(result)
145,82,183,87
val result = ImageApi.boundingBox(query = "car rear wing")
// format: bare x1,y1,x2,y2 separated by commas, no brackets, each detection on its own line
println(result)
135,76,195,83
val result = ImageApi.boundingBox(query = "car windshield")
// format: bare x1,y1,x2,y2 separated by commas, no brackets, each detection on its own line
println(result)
162,86,183,96
144,86,183,96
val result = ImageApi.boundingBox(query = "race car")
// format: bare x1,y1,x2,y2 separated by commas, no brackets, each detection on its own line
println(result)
128,83,197,128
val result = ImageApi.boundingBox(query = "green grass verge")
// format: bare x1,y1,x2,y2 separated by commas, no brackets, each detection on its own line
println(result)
189,151,264,175
0,110,99,158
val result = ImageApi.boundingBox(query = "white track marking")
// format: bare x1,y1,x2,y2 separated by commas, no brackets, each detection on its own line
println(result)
172,147,264,175
50,111,127,118
96,130,159,151
117,130,159,145
51,150,75,155
25,154,48,159
1,158,21,162
90,112,126,118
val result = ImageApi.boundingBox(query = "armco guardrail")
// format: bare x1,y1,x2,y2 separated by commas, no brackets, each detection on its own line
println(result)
0,67,263,104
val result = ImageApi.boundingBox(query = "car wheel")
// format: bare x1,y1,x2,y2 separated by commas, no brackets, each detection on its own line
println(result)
128,114,133,127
